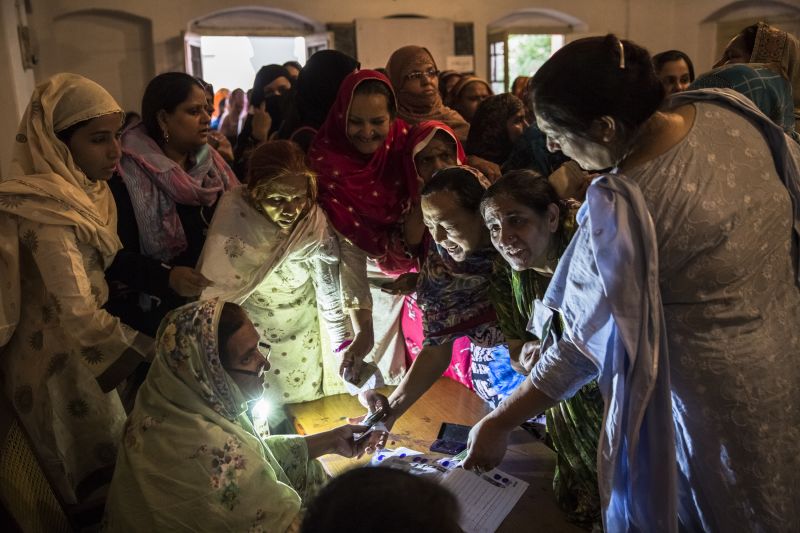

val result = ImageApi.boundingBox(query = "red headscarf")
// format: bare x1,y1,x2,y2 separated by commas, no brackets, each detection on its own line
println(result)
310,70,418,275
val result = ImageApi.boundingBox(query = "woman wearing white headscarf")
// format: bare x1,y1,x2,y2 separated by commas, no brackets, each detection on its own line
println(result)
0,73,152,504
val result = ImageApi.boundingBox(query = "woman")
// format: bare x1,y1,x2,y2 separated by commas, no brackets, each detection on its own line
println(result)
277,49,360,152
362,167,515,442
210,87,229,129
465,94,529,166
691,62,798,139
0,73,152,504
652,50,695,95
716,21,800,129
464,35,800,531
483,170,602,528
197,140,373,405
438,70,462,101
309,70,420,383
104,299,368,531
219,88,245,142
106,72,238,337
447,76,493,123
385,46,469,141
233,64,293,179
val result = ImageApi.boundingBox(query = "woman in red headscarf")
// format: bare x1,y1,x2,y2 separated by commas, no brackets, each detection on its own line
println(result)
309,70,420,387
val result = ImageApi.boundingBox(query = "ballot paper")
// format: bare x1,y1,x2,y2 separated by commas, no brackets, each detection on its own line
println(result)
370,448,528,533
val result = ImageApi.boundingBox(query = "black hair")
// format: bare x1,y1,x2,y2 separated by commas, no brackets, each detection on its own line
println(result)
421,166,485,212
141,72,205,142
531,35,664,147
353,78,397,118
652,50,695,81
481,169,569,251
55,117,93,145
283,60,302,72
301,467,461,533
217,302,248,368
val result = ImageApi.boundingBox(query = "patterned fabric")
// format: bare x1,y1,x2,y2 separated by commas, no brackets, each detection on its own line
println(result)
531,94,800,531
465,93,526,165
309,70,419,276
750,21,800,128
0,73,150,504
690,63,797,138
197,188,354,403
104,299,328,531
489,212,603,528
118,123,239,262
385,46,470,141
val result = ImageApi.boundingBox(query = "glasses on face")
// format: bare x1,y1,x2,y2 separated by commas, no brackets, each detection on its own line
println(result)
258,341,271,360
405,68,439,82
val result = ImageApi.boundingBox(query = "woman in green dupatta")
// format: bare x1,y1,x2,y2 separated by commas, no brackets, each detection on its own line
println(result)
483,170,603,529
104,299,367,532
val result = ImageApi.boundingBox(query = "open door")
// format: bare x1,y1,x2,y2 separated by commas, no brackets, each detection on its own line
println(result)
305,31,333,58
184,31,203,77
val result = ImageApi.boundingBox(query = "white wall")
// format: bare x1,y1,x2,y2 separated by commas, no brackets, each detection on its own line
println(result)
0,0,35,177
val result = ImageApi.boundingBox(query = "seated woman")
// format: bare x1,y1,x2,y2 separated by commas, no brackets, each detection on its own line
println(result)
447,76,493,124
104,299,368,531
277,50,360,152
385,46,469,141
105,72,238,337
483,170,603,528
310,70,422,385
361,167,516,441
465,35,800,531
197,140,372,406
0,73,152,504
465,94,529,167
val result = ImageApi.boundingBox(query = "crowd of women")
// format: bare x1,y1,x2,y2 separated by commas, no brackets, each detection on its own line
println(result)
0,19,798,532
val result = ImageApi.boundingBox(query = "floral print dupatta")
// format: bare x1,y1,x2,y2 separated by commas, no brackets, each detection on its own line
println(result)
104,299,326,532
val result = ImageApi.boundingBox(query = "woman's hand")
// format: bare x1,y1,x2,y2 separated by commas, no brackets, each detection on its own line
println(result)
466,154,502,182
208,131,234,162
338,330,374,385
517,341,541,374
169,266,213,297
305,424,370,459
379,272,419,295
251,101,272,143
349,390,394,452
461,417,512,473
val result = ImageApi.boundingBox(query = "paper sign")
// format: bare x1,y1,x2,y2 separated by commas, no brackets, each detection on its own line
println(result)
446,55,475,73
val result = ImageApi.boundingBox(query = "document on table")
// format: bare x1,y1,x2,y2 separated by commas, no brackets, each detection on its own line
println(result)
371,448,528,533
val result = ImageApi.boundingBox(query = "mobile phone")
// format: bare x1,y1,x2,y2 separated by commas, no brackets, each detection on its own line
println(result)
430,422,471,455
354,408,388,444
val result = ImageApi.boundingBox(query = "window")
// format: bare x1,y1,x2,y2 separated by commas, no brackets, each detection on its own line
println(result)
488,32,565,93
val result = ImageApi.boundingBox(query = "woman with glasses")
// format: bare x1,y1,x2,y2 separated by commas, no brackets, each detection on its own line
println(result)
105,299,369,531
386,45,469,141
196,141,365,407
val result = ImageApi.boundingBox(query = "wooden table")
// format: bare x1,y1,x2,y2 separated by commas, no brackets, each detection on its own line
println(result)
286,377,583,532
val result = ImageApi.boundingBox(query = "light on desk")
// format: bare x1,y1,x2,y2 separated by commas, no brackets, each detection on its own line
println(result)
252,398,273,424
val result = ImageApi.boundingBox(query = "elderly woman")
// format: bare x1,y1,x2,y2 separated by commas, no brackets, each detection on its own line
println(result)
464,35,800,532
104,299,368,531
106,72,238,336
385,46,469,140
197,140,372,405
0,74,152,504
